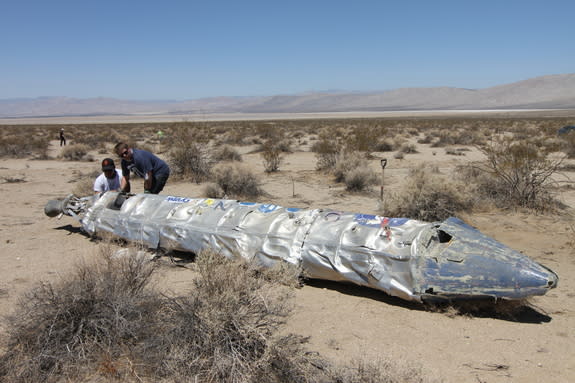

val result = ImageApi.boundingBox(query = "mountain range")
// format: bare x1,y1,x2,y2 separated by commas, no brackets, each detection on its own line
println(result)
1,73,574,119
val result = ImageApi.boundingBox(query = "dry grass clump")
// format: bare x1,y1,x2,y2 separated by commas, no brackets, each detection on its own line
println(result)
59,143,94,161
383,164,474,221
210,163,263,199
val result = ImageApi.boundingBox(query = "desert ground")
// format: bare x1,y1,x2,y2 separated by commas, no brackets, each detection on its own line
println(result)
0,114,574,382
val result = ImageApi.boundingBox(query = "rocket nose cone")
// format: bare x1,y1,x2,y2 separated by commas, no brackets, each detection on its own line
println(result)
516,263,558,293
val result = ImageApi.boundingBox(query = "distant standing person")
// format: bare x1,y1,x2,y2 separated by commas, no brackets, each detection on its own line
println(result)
59,128,66,146
93,158,122,195
114,142,170,194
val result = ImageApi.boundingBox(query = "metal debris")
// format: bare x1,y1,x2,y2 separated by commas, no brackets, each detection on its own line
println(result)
45,192,558,302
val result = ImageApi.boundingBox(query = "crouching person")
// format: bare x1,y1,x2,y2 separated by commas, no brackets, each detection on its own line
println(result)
114,142,170,194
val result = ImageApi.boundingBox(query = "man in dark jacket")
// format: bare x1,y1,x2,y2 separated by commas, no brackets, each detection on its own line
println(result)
114,142,170,194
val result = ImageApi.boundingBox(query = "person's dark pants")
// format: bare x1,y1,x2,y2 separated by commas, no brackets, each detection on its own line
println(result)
149,173,169,194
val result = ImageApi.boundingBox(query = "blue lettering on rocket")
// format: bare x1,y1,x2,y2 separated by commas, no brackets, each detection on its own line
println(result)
259,204,280,213
166,196,191,204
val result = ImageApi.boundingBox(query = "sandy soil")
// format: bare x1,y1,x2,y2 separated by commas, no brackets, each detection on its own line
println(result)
0,137,574,383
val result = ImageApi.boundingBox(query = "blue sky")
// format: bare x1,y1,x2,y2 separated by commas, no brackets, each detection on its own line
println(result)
1,0,573,100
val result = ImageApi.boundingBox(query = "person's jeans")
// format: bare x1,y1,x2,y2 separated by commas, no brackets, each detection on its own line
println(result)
149,173,169,194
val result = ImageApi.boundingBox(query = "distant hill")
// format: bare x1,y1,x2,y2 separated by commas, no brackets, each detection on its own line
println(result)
1,73,574,118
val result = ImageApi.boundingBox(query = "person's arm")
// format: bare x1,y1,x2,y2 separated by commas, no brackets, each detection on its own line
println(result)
121,174,131,193
94,176,103,195
120,161,131,193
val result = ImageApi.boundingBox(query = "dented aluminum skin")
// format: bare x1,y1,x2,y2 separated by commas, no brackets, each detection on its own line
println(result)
45,192,558,302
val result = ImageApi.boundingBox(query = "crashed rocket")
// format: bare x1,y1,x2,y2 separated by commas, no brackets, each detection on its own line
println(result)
45,192,558,303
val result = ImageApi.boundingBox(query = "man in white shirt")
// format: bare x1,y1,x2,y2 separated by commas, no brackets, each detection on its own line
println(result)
93,158,122,195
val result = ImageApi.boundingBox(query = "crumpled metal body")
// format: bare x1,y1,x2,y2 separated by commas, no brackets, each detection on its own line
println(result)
71,192,558,302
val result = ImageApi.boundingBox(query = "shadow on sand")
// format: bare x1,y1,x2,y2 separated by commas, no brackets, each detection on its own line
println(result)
304,278,552,324
54,224,87,236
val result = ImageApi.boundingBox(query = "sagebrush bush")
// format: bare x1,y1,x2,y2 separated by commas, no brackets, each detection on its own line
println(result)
383,164,474,221
345,126,385,152
261,144,282,173
213,144,242,162
472,137,565,211
72,169,101,196
59,143,93,161
169,141,213,183
212,163,263,198
0,246,161,382
0,135,49,159
344,166,378,192
316,151,378,192
0,244,436,383
373,138,395,152
203,182,225,198
399,143,418,154
313,138,341,171
559,130,575,158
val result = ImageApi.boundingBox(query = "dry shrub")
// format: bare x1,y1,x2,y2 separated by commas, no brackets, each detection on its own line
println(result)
346,126,385,152
399,143,418,154
470,137,565,212
203,182,225,198
213,144,242,162
169,141,213,183
0,244,438,383
72,169,101,196
333,151,378,192
373,138,395,152
430,128,485,147
260,142,283,173
151,250,305,382
329,358,431,383
559,130,575,158
212,163,263,198
59,143,93,161
313,137,341,171
166,125,213,182
344,166,378,192
0,135,49,159
383,164,474,221
0,246,160,383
